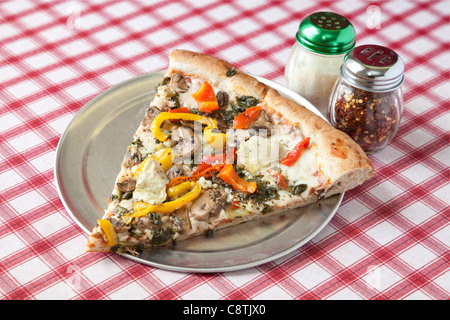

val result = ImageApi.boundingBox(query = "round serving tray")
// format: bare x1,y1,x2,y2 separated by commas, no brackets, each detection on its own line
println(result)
54,70,343,273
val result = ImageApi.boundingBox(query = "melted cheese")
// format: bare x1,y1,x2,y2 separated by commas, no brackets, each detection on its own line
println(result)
133,159,169,204
236,135,279,174
135,129,162,156
280,144,320,190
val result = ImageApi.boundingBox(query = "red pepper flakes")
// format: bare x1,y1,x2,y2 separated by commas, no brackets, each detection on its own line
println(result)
330,83,401,153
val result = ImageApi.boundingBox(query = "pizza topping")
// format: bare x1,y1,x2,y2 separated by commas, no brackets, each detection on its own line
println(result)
236,135,279,175
142,106,162,129
289,183,308,195
133,148,173,177
226,66,237,77
165,164,185,180
280,144,322,197
232,105,262,129
218,164,257,193
133,158,169,205
169,73,189,93
150,112,218,143
190,189,228,221
266,169,288,190
155,85,178,110
216,91,229,109
235,95,259,110
280,137,311,167
248,110,273,136
97,219,118,247
171,126,200,158
167,163,224,188
151,228,175,246
123,145,142,168
192,81,219,113
133,181,202,215
152,148,174,172
203,128,226,150
116,179,136,193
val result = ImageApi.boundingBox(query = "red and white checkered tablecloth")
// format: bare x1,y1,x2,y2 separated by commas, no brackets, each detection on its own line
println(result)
0,0,448,300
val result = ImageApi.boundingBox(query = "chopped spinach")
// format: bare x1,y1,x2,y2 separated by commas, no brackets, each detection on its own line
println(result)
151,227,174,245
114,205,129,216
121,191,133,200
169,92,180,108
232,167,280,203
189,108,206,116
148,212,163,226
253,180,279,202
220,108,239,127
109,194,120,202
289,184,308,195
226,67,237,77
162,76,171,85
235,95,259,112
132,138,143,148
204,229,214,238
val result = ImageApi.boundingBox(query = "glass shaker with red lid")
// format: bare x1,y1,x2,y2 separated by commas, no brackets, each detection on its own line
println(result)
328,44,405,153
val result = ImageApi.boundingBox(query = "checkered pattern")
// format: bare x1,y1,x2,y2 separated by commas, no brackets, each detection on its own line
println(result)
0,0,448,300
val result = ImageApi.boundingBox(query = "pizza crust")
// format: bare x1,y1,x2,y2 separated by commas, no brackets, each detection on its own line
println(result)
263,88,374,197
168,50,268,99
169,50,374,198
86,49,374,255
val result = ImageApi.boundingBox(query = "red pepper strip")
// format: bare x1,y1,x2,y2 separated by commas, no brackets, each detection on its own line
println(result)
167,164,224,188
201,153,226,165
192,163,211,175
225,148,236,165
169,107,189,113
199,148,236,167
230,200,239,210
267,169,288,190
192,81,219,113
168,107,190,122
218,164,257,194
232,105,262,129
199,101,219,113
280,137,311,167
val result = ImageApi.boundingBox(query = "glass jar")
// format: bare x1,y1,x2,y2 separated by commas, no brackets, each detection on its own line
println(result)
328,44,405,153
285,12,355,115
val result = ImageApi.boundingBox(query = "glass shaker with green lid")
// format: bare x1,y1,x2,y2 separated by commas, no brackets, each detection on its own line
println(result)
285,12,356,115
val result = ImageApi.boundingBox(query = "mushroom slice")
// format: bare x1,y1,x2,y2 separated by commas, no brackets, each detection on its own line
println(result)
169,73,189,93
116,179,137,192
122,145,142,168
142,105,161,128
171,127,200,158
165,164,185,180
248,110,273,137
216,91,229,109
190,189,227,221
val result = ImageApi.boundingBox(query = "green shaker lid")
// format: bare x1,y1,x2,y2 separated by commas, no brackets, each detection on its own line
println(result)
296,12,355,55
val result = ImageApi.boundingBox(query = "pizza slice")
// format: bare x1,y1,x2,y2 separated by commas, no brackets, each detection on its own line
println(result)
86,50,374,255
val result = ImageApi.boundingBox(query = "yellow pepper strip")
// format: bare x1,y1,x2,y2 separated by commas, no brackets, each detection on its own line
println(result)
204,128,226,150
133,148,173,177
153,148,173,171
151,112,217,142
167,181,196,198
150,112,225,148
97,219,118,247
132,182,202,216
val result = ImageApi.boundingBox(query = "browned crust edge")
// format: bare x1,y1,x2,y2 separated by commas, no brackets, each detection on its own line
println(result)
263,88,374,194
169,49,374,194
168,49,269,99
86,49,375,253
